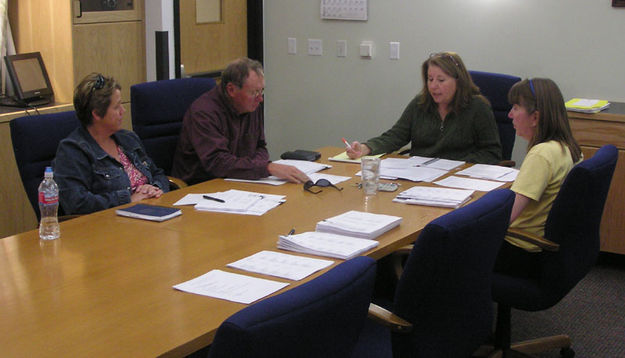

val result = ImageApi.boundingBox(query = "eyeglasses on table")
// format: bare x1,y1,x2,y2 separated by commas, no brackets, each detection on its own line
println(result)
303,179,343,194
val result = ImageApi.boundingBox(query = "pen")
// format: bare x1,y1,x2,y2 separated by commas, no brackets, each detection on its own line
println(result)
203,195,225,203
287,228,295,236
342,137,351,149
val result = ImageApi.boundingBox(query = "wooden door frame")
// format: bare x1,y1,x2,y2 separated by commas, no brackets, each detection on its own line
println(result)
173,0,263,78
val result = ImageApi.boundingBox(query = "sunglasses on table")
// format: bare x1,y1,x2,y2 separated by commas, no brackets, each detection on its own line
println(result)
303,179,343,194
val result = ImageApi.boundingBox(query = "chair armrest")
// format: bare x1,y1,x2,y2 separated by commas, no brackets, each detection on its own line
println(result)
167,176,188,191
368,303,413,333
391,245,413,280
507,228,560,252
498,160,516,167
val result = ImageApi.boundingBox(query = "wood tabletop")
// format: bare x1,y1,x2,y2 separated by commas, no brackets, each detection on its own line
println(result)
0,147,465,357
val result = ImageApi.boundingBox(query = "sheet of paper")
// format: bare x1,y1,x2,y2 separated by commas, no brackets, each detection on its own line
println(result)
307,173,351,185
328,151,384,163
173,194,206,206
227,250,334,281
380,166,447,182
224,160,331,186
271,159,331,174
173,269,289,304
435,176,505,191
456,164,519,181
193,189,286,215
225,177,287,186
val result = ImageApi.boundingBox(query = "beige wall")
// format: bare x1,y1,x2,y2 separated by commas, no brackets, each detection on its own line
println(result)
263,0,625,166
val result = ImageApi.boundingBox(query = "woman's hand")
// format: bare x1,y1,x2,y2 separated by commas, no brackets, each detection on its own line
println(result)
131,184,164,202
346,141,371,159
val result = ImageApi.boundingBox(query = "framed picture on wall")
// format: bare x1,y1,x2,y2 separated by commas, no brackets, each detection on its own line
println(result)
613,0,625,7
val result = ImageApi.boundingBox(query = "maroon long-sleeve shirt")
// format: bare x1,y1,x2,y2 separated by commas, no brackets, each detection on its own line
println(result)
172,87,270,185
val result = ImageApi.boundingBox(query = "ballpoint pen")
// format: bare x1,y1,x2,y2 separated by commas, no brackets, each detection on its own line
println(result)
341,137,351,149
287,228,295,236
203,195,225,203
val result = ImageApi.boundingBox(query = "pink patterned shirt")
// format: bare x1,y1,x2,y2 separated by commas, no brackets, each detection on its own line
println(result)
118,146,148,192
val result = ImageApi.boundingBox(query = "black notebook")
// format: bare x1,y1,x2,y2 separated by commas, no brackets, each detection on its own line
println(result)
116,204,182,222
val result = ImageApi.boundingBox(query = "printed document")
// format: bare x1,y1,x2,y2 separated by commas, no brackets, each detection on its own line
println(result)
316,210,402,240
278,231,379,260
456,164,519,182
227,250,334,281
173,269,289,304
226,159,331,185
435,176,505,191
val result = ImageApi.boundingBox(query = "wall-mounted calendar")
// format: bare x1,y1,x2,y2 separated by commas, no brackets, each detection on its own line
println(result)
321,0,368,21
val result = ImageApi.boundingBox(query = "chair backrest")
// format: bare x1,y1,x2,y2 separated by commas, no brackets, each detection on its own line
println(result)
392,189,515,357
470,70,521,161
130,77,216,175
525,144,617,310
207,256,377,358
9,111,81,220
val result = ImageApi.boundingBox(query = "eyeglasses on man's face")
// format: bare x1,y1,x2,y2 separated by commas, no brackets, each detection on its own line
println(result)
303,179,343,194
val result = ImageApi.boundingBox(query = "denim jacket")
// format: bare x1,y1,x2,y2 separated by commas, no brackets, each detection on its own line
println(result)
52,126,169,214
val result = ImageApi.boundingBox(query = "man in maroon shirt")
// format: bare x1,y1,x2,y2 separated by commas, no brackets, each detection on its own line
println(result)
172,57,309,185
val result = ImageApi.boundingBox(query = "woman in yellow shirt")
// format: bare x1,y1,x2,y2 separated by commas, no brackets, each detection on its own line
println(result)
495,78,582,277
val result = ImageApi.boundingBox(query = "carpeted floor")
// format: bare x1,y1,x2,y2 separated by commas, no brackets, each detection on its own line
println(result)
511,254,625,357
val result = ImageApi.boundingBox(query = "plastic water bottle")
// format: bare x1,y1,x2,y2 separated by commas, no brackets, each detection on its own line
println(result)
38,166,60,240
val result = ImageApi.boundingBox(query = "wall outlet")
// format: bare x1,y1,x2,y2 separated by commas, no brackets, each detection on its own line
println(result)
360,41,373,58
308,39,323,56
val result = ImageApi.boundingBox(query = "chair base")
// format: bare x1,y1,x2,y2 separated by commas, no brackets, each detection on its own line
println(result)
475,334,574,358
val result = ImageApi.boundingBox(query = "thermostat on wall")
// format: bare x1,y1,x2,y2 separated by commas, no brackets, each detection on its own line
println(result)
321,0,368,21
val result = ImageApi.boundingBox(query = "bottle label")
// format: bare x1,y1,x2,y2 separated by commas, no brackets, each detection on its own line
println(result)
39,192,59,205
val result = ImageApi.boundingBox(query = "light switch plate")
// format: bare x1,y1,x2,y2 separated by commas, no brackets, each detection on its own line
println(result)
288,37,297,54
337,40,347,57
390,42,400,60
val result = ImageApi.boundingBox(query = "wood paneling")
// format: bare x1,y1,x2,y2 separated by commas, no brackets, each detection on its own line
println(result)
72,21,146,102
569,108,625,255
179,0,247,74
8,0,74,103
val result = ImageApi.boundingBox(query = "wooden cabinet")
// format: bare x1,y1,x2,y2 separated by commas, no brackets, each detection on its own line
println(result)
568,102,625,255
2,0,144,237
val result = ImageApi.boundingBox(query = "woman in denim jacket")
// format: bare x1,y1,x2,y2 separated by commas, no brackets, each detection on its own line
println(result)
53,73,169,214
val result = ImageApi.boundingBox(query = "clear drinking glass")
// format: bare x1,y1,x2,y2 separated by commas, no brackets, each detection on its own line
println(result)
361,157,381,196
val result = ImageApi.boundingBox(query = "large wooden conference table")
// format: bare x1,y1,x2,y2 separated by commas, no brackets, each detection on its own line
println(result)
1,147,473,357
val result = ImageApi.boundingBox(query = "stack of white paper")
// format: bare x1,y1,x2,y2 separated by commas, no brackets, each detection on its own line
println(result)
227,250,334,281
393,186,474,208
194,189,286,216
226,159,331,186
278,231,379,260
315,210,403,240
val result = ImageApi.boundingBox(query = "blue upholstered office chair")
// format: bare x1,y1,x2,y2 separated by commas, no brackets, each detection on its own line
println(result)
352,189,515,358
9,111,81,220
208,256,377,358
130,77,216,182
488,144,618,358
470,70,521,164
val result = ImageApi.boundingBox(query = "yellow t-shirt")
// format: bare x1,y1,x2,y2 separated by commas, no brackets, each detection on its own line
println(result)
507,141,576,252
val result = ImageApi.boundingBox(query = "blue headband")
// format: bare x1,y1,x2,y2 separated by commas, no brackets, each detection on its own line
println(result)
528,78,536,96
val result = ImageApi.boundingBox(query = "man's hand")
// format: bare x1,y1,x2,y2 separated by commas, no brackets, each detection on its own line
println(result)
346,141,371,159
267,163,309,183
